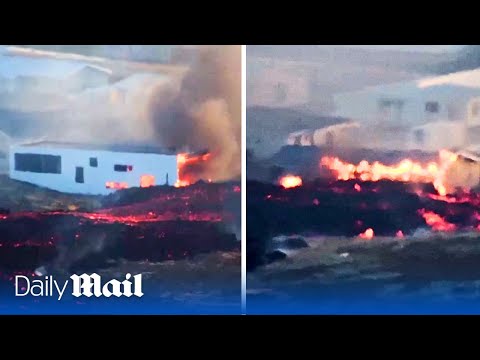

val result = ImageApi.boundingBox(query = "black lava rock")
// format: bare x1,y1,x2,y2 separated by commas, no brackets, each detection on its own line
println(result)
265,250,287,264
282,237,309,250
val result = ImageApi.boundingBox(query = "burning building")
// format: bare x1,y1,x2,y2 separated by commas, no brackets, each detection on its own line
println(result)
9,141,181,195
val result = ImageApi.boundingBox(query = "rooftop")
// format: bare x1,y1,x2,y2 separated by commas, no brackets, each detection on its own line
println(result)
0,55,112,79
15,141,179,155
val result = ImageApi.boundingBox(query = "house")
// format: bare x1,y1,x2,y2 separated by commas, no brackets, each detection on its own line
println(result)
9,141,179,195
307,68,480,151
333,68,480,127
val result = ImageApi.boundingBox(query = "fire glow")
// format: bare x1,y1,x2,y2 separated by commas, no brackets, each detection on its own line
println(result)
418,209,457,232
279,175,303,189
175,152,212,188
106,181,128,190
320,149,458,196
358,228,374,240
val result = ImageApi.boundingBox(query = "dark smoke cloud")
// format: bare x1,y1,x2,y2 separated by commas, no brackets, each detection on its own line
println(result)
148,45,241,182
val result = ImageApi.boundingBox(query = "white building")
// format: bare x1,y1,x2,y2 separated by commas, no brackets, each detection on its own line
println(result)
9,141,179,195
312,68,480,151
333,68,480,127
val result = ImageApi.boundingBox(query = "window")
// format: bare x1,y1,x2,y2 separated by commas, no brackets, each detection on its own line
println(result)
425,101,439,113
114,164,133,172
414,129,426,144
378,99,404,109
377,98,405,122
14,153,61,174
75,167,84,183
89,157,98,167
274,83,287,104
471,102,480,117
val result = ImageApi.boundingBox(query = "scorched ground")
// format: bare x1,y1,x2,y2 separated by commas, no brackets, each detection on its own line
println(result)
0,175,240,314
247,146,480,314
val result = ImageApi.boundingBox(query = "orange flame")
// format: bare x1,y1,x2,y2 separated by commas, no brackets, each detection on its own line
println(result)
419,209,456,232
320,150,458,195
279,175,303,189
140,175,155,188
396,230,404,238
175,152,212,188
358,228,374,240
106,181,128,190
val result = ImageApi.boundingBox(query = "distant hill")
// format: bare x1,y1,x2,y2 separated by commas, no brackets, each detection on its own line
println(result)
248,45,451,70
247,46,454,110
432,46,480,74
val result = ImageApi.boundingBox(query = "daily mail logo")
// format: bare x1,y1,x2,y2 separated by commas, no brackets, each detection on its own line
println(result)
15,273,144,300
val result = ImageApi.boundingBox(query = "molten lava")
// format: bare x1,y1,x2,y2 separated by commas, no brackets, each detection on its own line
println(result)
419,209,457,232
279,175,303,189
175,152,212,188
320,149,458,196
359,228,374,240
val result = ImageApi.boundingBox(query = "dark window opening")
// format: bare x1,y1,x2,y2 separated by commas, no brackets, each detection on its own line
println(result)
472,102,480,117
378,99,404,109
425,101,439,113
114,164,133,172
14,153,61,174
89,157,98,167
414,129,426,144
75,167,84,183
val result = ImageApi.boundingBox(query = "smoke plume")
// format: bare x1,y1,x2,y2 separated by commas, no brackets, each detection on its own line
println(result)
148,45,241,183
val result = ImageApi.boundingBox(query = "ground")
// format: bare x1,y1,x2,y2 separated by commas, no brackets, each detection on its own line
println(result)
0,174,101,212
0,175,241,314
247,234,480,314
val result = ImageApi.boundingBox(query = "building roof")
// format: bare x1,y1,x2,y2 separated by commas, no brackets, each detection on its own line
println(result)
417,68,480,89
0,55,112,79
15,141,179,155
334,67,480,99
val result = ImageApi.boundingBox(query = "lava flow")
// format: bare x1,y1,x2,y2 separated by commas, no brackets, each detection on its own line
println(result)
320,149,458,196
0,182,241,270
418,209,457,232
279,175,303,189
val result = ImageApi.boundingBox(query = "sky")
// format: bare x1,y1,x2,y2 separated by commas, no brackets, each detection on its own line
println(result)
339,45,465,53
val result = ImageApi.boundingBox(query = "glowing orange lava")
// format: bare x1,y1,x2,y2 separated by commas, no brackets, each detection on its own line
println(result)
175,152,212,188
418,209,457,232
279,175,303,189
359,228,374,240
354,183,361,192
320,149,458,195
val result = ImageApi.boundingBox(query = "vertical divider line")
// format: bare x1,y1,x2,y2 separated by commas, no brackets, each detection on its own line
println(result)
241,44,247,314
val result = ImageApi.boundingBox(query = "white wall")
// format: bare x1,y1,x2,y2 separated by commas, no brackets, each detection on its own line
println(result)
334,82,480,126
407,122,468,152
9,145,178,195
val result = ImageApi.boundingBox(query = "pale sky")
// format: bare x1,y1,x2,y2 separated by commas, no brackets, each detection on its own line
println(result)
339,45,465,53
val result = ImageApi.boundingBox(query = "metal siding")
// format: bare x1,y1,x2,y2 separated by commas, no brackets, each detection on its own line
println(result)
9,145,178,195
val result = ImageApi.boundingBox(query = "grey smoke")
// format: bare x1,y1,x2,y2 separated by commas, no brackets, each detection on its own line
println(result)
148,45,241,182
